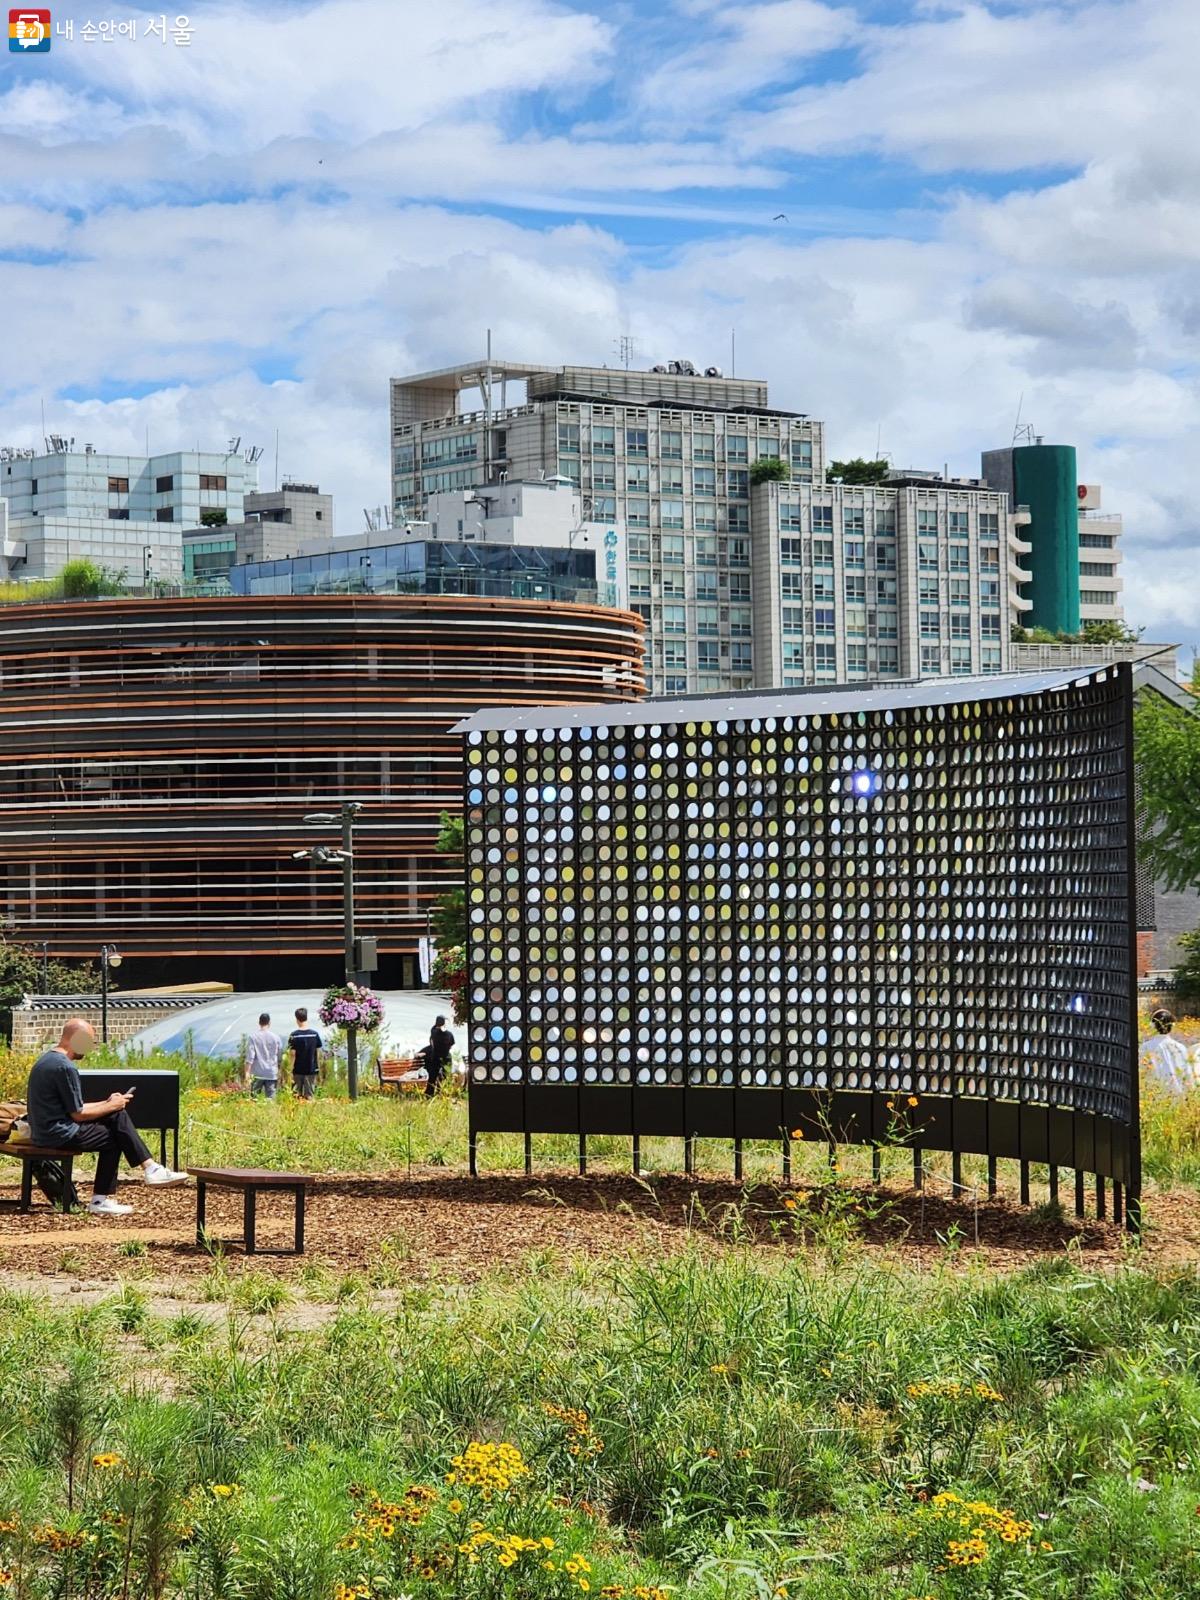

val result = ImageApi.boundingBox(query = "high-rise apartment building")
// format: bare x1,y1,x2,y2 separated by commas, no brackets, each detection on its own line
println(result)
391,357,1031,692
0,441,257,583
1075,482,1124,625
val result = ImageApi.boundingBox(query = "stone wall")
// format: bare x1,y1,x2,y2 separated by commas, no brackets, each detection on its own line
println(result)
10,995,210,1052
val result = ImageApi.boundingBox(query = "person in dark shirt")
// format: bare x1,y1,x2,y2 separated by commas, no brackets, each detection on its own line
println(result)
425,1015,455,1098
26,1018,189,1215
287,1006,323,1099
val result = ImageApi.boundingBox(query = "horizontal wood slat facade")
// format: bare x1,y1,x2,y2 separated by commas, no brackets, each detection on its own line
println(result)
0,594,645,984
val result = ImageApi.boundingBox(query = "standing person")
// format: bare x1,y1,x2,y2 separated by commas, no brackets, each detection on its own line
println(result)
25,1018,189,1216
1140,1008,1198,1096
425,1014,455,1098
244,1012,283,1098
287,1006,323,1099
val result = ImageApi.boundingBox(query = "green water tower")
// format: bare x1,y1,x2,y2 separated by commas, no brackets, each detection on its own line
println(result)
982,442,1080,634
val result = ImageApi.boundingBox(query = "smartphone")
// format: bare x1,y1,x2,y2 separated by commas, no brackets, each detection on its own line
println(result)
125,1086,137,1097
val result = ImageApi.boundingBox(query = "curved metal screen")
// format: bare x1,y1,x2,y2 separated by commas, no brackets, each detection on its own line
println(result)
458,668,1139,1227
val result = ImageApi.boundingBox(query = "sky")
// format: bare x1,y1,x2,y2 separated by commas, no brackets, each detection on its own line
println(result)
1,0,1198,648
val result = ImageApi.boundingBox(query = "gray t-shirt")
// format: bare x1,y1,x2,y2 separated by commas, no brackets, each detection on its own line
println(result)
245,1029,283,1080
26,1047,83,1145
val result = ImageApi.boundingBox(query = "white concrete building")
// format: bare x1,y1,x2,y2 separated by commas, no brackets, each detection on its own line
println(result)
1077,482,1124,624
0,442,258,584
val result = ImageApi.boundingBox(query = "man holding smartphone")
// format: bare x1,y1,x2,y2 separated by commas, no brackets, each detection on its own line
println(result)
25,1018,190,1215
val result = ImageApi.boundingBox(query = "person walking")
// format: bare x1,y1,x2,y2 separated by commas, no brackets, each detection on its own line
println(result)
1140,1008,1198,1096
287,1006,323,1099
425,1014,455,1098
244,1012,283,1098
25,1018,190,1216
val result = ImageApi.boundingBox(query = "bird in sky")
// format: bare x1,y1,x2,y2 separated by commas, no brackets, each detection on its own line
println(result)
773,212,787,221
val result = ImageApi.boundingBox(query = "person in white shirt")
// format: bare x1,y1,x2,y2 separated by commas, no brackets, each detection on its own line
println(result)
1139,1008,1198,1097
244,1012,284,1099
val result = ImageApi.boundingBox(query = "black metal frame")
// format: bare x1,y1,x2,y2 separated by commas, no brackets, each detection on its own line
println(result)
460,669,1140,1230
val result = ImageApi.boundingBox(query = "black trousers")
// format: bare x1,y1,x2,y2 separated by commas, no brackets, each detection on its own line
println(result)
70,1110,152,1195
425,1059,447,1097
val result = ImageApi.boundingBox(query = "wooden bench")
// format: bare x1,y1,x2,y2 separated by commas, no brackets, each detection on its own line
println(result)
188,1166,315,1255
0,1143,80,1212
378,1055,425,1093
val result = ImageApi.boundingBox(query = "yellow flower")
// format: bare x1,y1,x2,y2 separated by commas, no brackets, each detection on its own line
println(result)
209,1484,238,1499
907,1095,919,1107
782,1197,797,1211
790,1128,805,1140
91,1452,123,1469
711,1362,729,1374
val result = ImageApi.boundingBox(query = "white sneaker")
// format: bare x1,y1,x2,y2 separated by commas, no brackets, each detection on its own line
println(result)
144,1164,190,1187
89,1195,133,1216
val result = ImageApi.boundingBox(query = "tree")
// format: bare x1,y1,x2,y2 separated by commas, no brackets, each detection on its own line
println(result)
1080,619,1142,645
749,456,789,486
199,509,228,527
1134,693,1200,892
431,811,466,948
828,458,890,486
0,935,98,1042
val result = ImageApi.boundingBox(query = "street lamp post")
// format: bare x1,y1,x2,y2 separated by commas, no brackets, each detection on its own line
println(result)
40,940,49,994
293,802,364,1099
99,945,122,1043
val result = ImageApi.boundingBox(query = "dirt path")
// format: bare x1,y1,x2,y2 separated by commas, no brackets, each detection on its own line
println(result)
4,1169,1194,1297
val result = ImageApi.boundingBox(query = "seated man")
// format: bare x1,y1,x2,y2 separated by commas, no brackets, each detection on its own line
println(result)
26,1018,190,1216
1139,1008,1199,1097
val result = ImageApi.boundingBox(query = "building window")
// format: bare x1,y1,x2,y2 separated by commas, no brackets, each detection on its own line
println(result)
845,574,866,603
874,507,896,535
781,538,804,566
875,576,898,604
663,641,687,670
693,431,715,461
846,643,868,675
664,604,686,634
661,429,683,460
661,499,685,530
199,474,227,491
592,425,615,455
980,578,1000,604
729,573,751,600
949,510,969,535
695,570,719,600
878,644,899,675
981,612,1001,638
593,495,617,519
661,465,685,494
814,606,836,636
558,458,581,484
779,500,803,532
661,533,685,564
949,542,970,572
950,613,972,640
782,573,805,601
697,604,719,636
813,538,834,568
155,474,174,493
627,463,649,491
917,508,938,535
626,428,648,457
108,476,129,494
877,608,898,640
980,547,1000,573
695,536,718,567
950,578,971,607
1080,533,1114,548
731,641,752,671
845,605,867,638
694,501,717,531
155,508,174,523
981,644,1002,671
629,568,651,599
628,533,651,562
783,640,805,671
875,540,896,572
844,539,865,570
979,511,999,539
628,498,650,529
557,424,580,454
920,609,940,638
662,571,686,599
728,469,749,499
697,639,719,670
729,607,751,638
782,606,804,635
843,506,865,535
950,643,973,674
1080,589,1114,605
726,434,748,463
758,435,780,459
812,573,834,601
1080,561,1116,576
693,466,716,495
811,504,833,533
791,438,813,470
919,575,940,604
107,509,130,520
814,642,836,674
919,540,939,571
664,675,687,694
593,462,617,491
920,644,942,673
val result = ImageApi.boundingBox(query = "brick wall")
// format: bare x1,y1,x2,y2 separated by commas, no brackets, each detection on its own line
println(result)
1137,931,1154,979
11,997,209,1052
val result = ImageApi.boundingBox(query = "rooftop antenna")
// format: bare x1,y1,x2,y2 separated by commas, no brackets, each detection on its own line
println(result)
482,328,493,483
874,423,882,462
1011,392,1026,447
615,334,637,370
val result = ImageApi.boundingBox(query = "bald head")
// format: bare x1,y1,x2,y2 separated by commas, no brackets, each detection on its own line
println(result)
60,1018,97,1060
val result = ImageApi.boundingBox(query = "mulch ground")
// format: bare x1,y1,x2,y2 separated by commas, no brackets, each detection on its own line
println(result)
2,1167,1197,1289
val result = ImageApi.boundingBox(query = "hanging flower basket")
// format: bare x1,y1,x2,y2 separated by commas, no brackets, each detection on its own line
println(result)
319,981,384,1033
430,945,468,1025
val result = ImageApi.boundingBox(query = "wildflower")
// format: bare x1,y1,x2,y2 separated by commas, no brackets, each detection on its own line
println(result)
448,1440,529,1499
886,1100,895,1111
907,1095,919,1107
710,1362,729,1374
0,1574,12,1590
448,1498,464,1515
1041,1541,1054,1551
790,1128,805,1140
209,1484,238,1499
782,1197,797,1211
91,1452,123,1469
701,1447,719,1458
735,1448,751,1459
601,1588,625,1599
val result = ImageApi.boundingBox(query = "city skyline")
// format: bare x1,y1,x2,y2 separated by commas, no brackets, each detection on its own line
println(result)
0,0,1196,647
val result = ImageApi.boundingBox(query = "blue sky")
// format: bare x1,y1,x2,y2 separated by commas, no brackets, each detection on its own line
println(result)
1,0,1198,645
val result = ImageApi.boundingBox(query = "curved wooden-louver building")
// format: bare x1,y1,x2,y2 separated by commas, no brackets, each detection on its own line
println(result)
0,594,645,989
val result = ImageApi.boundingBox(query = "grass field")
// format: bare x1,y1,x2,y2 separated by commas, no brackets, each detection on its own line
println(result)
3,1023,1200,1596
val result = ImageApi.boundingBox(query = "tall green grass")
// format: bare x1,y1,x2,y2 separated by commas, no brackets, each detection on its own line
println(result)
3,1251,1200,1595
